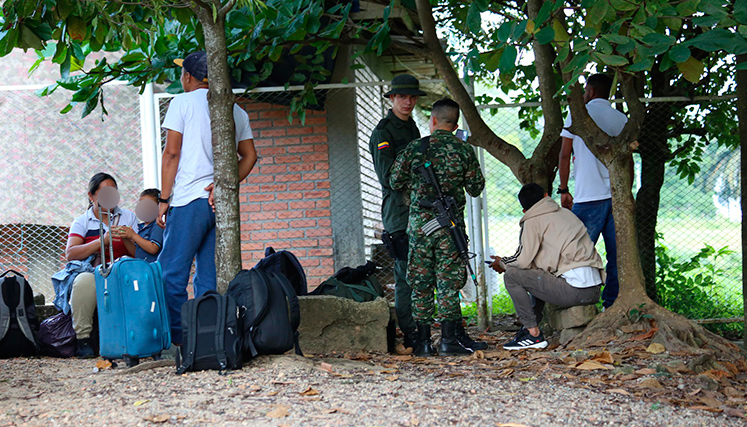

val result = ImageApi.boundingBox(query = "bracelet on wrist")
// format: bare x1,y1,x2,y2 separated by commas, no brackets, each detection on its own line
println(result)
557,187,570,195
157,194,172,204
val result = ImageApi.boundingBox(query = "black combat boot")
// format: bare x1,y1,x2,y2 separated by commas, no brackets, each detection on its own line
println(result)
455,322,488,351
403,328,418,350
413,323,437,357
438,320,472,356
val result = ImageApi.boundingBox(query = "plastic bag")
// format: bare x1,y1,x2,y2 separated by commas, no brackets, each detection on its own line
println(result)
38,312,76,358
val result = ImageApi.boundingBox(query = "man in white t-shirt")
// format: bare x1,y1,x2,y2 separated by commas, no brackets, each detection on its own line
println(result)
488,184,605,350
558,73,629,309
157,51,257,344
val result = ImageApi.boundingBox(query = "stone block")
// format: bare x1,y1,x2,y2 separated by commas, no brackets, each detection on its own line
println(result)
547,304,598,331
559,326,585,346
298,295,390,354
35,304,60,321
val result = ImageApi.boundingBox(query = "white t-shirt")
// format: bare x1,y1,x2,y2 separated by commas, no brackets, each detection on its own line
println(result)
560,98,628,203
69,206,139,261
162,88,254,207
561,266,602,288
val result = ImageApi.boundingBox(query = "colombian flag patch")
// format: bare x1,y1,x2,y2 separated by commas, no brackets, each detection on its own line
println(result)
377,141,390,150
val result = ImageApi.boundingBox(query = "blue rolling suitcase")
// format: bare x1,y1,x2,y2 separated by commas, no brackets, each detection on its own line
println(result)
95,258,171,366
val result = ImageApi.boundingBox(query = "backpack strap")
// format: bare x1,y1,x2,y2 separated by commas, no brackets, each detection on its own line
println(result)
0,269,25,278
213,294,229,374
176,299,200,375
264,247,276,257
14,276,37,349
0,278,11,340
275,274,303,356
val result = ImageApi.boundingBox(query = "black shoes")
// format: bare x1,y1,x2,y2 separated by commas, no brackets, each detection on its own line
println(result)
413,323,437,357
502,327,548,350
455,322,488,351
438,320,472,356
403,328,418,350
76,338,96,359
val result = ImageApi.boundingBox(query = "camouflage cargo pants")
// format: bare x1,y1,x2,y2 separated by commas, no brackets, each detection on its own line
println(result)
407,228,465,323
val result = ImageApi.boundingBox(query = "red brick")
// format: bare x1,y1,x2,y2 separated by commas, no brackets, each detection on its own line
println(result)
239,195,248,203
260,184,287,193
245,112,259,120
239,204,261,212
306,228,332,237
302,135,328,144
288,182,315,191
313,126,328,134
277,229,304,239
261,221,289,229
287,145,315,154
318,218,331,227
302,172,327,181
248,175,274,184
273,137,301,146
251,231,278,240
291,239,318,247
250,120,273,129
259,157,274,165
277,211,304,219
303,153,328,162
241,213,249,221
249,193,275,202
288,164,315,172
290,219,316,228
262,202,289,211
300,258,320,267
290,201,315,209
260,165,287,174
276,191,303,200
303,190,330,199
251,212,276,221
241,102,275,111
241,242,264,251
320,257,335,266
240,222,263,231
316,200,331,209
315,181,331,189
259,129,286,137
276,155,302,164
305,209,331,217
254,138,274,147
258,146,285,156
286,126,314,136
304,116,327,125
275,174,302,183
307,266,334,277
241,184,260,193
315,163,330,171
308,248,333,257
318,238,333,247
260,110,289,119
313,144,328,152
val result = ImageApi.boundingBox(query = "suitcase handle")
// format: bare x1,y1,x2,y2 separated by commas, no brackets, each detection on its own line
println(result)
103,290,111,314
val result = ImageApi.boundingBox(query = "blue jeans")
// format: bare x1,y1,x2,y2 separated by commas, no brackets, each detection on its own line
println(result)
572,199,618,308
157,198,216,344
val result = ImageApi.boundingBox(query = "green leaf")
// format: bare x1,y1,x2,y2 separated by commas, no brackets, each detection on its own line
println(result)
668,44,691,63
535,26,555,45
59,103,74,114
604,34,631,45
692,15,720,27
480,48,503,72
688,29,738,52
595,53,628,66
627,58,653,72
20,25,43,50
677,56,704,83
497,22,514,42
610,0,640,11
467,2,482,34
642,33,675,47
676,0,700,16
535,1,554,25
498,45,517,74
737,61,747,70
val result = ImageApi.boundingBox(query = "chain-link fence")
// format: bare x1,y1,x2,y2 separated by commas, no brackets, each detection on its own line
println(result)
1,67,742,336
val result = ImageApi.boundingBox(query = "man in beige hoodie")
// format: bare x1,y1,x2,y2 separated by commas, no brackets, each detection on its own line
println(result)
488,183,604,350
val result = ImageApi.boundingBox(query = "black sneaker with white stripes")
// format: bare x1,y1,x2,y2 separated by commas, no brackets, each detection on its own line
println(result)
502,328,548,350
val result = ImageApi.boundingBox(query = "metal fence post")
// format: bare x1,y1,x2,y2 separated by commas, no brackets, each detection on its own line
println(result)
139,82,159,188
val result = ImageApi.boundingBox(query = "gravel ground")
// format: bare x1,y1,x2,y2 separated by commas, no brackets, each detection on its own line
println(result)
1,352,744,427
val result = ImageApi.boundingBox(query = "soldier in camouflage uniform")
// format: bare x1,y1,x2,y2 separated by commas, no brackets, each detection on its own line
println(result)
369,74,426,351
390,98,486,356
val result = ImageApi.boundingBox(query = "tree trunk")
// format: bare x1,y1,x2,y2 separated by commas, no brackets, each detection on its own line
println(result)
194,4,242,294
737,54,747,347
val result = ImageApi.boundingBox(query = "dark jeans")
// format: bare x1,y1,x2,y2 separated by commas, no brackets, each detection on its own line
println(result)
572,198,618,308
504,267,601,328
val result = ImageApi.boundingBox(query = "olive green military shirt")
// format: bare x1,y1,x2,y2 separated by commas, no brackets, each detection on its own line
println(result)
369,109,421,233
389,129,485,233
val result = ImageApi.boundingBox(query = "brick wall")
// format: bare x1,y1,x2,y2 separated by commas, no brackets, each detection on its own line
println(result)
237,100,335,288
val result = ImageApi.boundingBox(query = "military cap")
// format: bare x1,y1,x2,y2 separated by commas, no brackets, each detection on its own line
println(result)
383,74,427,97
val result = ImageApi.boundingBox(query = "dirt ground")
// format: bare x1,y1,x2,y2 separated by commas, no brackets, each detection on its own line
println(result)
2,327,746,427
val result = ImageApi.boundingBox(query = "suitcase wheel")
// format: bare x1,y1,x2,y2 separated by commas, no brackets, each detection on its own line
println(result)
123,355,140,368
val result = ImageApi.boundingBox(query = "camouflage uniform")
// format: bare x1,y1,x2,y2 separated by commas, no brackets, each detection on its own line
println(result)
390,130,485,322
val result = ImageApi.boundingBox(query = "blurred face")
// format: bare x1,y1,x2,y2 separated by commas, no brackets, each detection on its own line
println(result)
89,179,117,210
583,84,593,104
390,94,419,120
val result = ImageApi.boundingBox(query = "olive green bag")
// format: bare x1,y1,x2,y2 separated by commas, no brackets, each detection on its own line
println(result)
311,276,384,302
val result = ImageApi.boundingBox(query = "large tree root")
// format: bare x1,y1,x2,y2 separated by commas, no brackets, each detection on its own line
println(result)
567,303,744,362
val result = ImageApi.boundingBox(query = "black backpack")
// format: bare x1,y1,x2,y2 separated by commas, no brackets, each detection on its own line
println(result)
226,269,302,358
310,261,384,302
253,247,307,295
176,291,243,374
0,270,39,358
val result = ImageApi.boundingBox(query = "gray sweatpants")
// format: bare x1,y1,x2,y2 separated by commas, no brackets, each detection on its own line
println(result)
504,267,601,328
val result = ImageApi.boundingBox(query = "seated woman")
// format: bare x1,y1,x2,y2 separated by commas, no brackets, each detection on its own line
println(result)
63,172,138,358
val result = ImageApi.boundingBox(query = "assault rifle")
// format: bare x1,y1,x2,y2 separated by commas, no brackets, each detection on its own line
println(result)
414,136,478,286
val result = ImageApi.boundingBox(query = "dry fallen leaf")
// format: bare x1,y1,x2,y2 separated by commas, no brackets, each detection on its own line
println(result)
267,391,281,396
299,386,319,396
385,375,399,382
723,408,747,419
395,344,413,355
573,360,613,371
590,351,614,364
95,359,113,370
698,397,723,408
637,378,663,389
607,388,631,396
410,416,420,426
634,368,657,375
133,400,150,407
689,405,723,413
143,414,170,423
266,405,290,418
319,362,334,374
646,343,666,354
472,350,485,360
249,385,261,392
496,423,532,427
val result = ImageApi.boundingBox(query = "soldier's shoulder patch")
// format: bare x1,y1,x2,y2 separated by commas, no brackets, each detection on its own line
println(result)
377,141,390,150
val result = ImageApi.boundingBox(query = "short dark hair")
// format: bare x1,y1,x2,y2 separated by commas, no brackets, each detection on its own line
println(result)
140,188,160,200
87,172,117,208
518,183,545,210
431,98,460,126
586,73,613,99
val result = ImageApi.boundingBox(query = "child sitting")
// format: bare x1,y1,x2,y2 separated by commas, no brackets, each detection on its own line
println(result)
115,189,164,262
